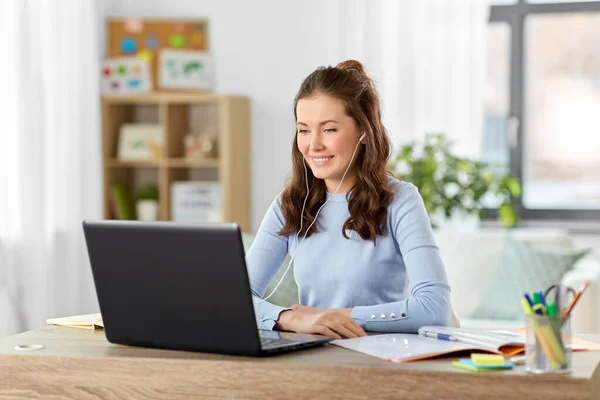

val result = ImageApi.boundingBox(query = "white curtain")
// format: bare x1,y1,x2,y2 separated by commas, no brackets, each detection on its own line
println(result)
0,0,102,336
337,0,490,159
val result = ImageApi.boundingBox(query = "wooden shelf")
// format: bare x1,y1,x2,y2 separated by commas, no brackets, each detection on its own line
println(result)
166,158,220,168
102,92,244,105
106,159,161,168
105,158,220,168
101,93,250,232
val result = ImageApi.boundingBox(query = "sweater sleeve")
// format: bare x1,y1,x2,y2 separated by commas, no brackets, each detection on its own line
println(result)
246,196,292,330
350,183,452,333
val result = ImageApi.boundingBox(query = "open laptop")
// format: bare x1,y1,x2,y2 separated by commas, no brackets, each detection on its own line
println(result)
82,220,333,356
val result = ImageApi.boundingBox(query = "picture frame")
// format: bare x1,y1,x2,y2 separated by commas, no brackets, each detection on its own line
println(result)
117,124,164,161
101,57,152,95
158,49,213,90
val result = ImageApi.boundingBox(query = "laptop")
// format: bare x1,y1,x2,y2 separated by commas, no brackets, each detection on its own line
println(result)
82,220,333,357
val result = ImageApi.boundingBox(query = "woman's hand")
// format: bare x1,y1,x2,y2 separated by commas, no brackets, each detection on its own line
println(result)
276,308,366,339
289,304,322,314
290,304,353,317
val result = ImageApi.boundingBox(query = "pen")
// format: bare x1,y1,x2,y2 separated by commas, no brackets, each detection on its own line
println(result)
546,301,566,350
419,331,458,341
562,281,590,319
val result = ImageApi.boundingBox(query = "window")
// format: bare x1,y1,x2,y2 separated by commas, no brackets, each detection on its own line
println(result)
483,0,600,221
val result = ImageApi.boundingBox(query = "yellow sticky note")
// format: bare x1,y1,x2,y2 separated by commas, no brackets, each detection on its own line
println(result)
138,48,152,62
471,354,505,366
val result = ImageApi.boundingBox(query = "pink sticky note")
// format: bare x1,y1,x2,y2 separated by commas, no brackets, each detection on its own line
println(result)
125,19,143,34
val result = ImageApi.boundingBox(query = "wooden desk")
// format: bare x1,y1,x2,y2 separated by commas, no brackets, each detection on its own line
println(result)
1,326,599,399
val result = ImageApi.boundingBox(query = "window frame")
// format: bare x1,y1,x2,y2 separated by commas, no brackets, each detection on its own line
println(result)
488,0,600,222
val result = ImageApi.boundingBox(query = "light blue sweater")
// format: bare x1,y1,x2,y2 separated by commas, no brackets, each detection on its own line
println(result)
246,177,452,333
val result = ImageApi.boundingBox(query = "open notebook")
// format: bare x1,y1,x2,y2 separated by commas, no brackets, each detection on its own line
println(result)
46,313,104,330
333,326,526,363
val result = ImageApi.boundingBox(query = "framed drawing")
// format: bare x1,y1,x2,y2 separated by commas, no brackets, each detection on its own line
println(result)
159,49,213,90
117,124,164,161
101,57,152,95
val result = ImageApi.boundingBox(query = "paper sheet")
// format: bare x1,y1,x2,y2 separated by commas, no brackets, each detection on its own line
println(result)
46,313,104,330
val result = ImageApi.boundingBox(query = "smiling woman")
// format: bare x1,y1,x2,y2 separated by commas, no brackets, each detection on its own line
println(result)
245,60,454,340
296,98,362,192
281,60,392,243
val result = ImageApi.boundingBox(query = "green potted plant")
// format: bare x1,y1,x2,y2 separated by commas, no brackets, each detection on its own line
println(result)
136,185,159,221
388,133,521,228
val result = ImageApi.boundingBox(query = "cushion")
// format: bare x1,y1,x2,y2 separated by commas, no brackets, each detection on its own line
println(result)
241,233,298,307
436,228,575,318
469,237,588,321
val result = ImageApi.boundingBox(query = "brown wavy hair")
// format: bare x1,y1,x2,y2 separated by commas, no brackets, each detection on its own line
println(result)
278,60,395,244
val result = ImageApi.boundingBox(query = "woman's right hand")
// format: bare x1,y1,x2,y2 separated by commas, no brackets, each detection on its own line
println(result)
275,309,367,339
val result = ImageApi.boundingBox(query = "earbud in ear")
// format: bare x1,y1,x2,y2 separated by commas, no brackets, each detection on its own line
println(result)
359,133,366,141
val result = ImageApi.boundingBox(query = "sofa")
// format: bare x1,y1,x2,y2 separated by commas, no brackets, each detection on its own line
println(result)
243,227,600,334
437,228,600,334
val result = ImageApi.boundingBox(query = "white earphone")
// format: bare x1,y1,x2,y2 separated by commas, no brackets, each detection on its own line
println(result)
257,132,366,304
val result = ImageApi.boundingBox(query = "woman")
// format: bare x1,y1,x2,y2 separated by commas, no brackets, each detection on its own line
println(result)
247,60,452,339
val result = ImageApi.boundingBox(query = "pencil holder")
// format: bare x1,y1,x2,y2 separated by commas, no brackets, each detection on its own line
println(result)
525,314,572,374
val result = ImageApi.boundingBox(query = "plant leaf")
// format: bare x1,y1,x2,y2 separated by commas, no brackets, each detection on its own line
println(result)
498,203,518,227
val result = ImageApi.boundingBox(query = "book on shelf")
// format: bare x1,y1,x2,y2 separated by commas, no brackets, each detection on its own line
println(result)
111,184,136,220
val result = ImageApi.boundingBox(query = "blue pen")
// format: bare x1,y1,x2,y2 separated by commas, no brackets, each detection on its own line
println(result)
524,293,533,307
539,290,546,306
419,331,458,341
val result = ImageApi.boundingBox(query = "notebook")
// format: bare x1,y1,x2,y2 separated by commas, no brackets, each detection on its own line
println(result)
46,313,104,330
332,326,526,363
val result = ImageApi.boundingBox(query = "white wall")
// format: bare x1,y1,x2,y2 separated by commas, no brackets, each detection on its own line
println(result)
105,0,347,232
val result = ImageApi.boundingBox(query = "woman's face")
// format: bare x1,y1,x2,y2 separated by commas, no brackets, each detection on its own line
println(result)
296,95,364,193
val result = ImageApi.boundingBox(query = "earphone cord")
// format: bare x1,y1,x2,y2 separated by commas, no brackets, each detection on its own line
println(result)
257,136,364,304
